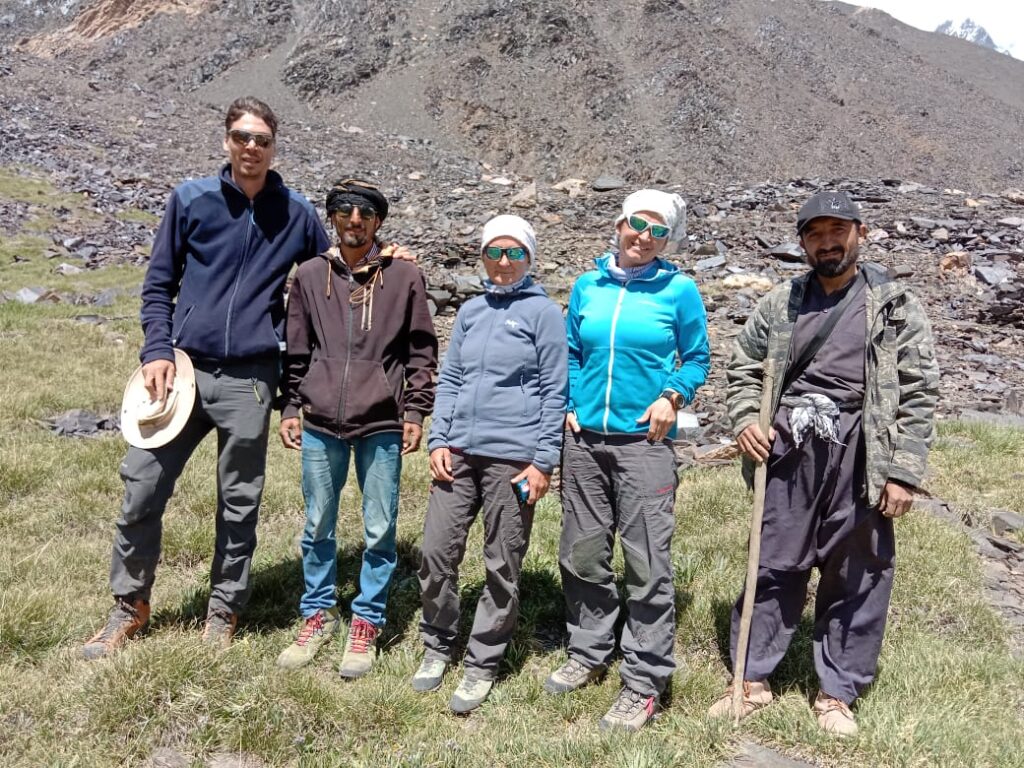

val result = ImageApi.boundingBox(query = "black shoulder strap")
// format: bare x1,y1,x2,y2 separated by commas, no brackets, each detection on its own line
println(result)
781,270,865,395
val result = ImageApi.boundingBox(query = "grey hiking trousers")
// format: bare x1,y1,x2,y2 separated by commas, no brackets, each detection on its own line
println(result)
418,453,534,679
109,358,278,614
559,429,678,697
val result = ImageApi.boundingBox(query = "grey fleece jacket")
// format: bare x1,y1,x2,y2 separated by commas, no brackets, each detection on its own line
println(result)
427,278,568,473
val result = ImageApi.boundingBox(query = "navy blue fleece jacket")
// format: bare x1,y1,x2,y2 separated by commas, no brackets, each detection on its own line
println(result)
139,164,330,364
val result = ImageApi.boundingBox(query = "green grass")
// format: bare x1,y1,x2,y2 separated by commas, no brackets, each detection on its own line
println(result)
1,185,1022,767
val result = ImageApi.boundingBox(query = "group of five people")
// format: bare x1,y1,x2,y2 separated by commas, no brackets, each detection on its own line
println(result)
81,97,938,737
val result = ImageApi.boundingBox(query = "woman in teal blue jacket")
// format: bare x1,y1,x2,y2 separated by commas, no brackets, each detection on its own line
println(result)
545,189,710,733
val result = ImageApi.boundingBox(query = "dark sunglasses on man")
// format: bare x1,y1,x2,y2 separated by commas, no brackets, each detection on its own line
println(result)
228,129,275,149
333,203,378,220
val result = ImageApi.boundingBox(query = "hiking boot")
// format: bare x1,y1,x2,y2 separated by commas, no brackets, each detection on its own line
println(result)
201,606,238,649
708,679,774,720
449,673,493,714
544,657,605,694
82,597,150,660
338,616,379,679
813,691,858,737
276,607,340,670
599,686,660,733
412,657,448,692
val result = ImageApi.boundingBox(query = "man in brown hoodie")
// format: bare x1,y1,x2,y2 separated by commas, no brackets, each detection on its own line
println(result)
276,178,438,677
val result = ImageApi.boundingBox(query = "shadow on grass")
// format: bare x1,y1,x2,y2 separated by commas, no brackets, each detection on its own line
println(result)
711,595,819,702
150,536,425,645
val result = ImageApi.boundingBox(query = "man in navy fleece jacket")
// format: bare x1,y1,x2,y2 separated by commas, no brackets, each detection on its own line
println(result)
83,97,330,658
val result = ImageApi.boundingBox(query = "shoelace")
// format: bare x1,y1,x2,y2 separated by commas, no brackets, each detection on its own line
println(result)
610,689,645,717
817,696,853,717
206,610,234,633
348,620,375,653
295,613,325,647
562,658,589,679
93,600,137,642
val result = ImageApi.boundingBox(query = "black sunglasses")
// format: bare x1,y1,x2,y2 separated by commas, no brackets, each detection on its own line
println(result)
228,129,275,149
333,203,378,220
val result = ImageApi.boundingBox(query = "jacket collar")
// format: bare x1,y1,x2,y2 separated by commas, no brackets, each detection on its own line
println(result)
218,163,285,203
594,252,679,284
788,261,905,319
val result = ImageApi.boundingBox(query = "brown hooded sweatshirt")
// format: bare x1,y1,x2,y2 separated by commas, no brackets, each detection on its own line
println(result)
281,246,438,438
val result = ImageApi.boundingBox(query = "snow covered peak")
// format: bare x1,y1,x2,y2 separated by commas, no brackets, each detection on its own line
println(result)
935,18,1006,54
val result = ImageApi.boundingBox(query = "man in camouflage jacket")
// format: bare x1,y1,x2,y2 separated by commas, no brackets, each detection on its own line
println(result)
708,191,939,737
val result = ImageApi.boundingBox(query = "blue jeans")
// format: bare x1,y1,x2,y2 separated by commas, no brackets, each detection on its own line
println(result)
299,427,402,626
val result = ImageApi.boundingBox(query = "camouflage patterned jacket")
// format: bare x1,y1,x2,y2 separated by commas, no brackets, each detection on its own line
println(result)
726,262,939,507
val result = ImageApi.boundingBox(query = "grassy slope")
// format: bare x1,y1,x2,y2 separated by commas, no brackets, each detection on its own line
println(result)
1,169,1022,767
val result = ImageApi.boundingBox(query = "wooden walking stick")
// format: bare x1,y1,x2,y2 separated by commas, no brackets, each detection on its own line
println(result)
731,359,776,724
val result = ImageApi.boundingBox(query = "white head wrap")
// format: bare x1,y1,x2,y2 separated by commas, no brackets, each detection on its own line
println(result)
616,189,688,244
480,214,537,265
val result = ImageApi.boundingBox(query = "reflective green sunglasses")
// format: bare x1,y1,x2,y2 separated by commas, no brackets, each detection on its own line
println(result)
483,246,529,261
627,215,670,239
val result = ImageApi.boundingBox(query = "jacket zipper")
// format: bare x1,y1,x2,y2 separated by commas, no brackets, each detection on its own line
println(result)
338,270,355,429
469,299,502,448
223,200,255,358
519,367,527,415
171,305,195,347
602,283,628,435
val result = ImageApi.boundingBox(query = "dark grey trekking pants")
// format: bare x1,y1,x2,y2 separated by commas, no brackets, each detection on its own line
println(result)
418,453,535,679
559,430,678,697
109,358,279,614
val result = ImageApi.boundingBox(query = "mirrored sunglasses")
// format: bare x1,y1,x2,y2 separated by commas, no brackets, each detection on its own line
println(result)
228,129,274,149
483,246,529,261
627,215,670,239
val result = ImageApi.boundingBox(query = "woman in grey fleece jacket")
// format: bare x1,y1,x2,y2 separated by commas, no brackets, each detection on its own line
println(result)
413,215,568,714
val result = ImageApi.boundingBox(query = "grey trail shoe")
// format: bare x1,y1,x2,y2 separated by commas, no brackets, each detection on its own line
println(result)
449,673,493,714
412,658,448,693
544,657,606,694
276,607,341,670
599,687,660,733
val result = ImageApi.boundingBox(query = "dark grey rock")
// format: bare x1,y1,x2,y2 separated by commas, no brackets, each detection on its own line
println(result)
47,409,119,438
975,265,1014,286
766,242,804,262
721,742,818,768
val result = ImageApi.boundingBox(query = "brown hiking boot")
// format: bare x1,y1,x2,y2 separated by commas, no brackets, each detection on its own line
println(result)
707,679,773,720
201,605,238,649
338,616,379,679
82,597,150,660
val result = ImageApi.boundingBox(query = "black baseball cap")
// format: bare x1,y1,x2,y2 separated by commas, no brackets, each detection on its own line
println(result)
796,191,862,234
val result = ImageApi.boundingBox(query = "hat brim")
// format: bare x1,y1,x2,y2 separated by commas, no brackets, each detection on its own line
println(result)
120,349,197,449
797,213,861,235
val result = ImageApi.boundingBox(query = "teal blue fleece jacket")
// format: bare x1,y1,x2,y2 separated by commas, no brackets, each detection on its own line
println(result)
566,253,710,437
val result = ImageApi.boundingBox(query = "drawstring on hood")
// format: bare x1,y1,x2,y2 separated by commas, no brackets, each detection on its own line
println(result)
324,243,386,331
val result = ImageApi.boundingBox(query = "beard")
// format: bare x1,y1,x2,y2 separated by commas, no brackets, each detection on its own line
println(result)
341,229,369,247
809,246,858,277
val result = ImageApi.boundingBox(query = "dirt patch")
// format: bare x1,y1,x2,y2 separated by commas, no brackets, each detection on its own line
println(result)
21,0,210,57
